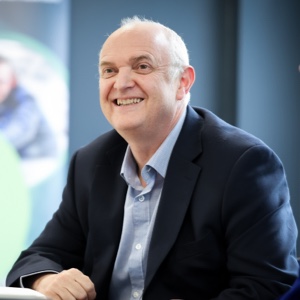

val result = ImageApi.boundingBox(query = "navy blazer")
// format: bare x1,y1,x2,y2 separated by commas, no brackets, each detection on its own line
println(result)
6,106,299,299
278,261,300,300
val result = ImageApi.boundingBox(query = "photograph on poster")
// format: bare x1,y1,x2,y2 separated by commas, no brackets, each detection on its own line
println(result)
0,35,69,285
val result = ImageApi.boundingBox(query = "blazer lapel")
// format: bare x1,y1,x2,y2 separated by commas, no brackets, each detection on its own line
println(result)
89,138,128,293
145,106,203,288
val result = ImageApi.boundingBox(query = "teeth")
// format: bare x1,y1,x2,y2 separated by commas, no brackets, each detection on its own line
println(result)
117,98,143,106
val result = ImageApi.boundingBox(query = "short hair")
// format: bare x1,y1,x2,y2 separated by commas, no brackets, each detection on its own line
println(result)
120,16,190,75
99,16,192,102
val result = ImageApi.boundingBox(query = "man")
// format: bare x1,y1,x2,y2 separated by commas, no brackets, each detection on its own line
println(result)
6,16,299,300
0,56,56,159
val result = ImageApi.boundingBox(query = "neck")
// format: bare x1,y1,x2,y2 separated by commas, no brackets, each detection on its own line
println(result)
123,103,187,178
130,137,164,173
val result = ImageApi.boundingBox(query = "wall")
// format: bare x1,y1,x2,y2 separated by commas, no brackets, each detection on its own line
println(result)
237,0,300,250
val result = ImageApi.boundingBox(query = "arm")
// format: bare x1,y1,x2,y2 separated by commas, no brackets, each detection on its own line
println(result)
6,151,96,299
215,145,298,299
28,269,96,300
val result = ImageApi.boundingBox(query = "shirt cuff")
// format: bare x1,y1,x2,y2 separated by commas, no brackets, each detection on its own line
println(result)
20,270,59,288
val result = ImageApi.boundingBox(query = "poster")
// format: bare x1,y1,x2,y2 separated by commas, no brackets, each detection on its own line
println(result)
0,0,70,285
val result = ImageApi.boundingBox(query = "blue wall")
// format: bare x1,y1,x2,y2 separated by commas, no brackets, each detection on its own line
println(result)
237,0,300,247
69,0,299,251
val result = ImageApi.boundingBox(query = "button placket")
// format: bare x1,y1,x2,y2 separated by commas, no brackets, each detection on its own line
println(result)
133,291,140,298
135,243,142,250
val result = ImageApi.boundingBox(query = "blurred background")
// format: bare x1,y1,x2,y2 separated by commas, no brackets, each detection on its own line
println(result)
0,0,299,286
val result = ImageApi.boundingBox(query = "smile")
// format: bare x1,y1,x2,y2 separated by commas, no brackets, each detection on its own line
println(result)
116,98,144,106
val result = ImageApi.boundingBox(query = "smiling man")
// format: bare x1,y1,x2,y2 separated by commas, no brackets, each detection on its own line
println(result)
99,20,194,185
6,16,299,300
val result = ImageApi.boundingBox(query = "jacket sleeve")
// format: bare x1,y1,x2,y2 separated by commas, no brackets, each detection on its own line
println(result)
5,150,87,287
213,144,298,299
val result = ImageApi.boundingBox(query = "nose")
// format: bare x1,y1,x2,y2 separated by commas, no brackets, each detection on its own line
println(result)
113,67,135,91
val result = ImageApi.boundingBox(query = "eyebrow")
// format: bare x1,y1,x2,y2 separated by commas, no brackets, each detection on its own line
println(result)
99,61,114,68
99,54,155,68
129,55,154,64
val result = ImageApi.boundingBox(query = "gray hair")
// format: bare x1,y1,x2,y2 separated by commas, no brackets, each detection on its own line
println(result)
120,16,190,75
100,16,192,103
120,17,191,103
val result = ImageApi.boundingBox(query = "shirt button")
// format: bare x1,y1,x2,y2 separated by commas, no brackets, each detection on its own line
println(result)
133,291,139,298
138,196,145,202
135,243,142,250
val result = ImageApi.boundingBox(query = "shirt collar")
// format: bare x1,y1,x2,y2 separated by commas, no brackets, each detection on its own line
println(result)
121,107,187,183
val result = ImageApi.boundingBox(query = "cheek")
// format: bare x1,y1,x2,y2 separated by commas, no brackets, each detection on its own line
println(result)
99,86,109,114
99,80,111,102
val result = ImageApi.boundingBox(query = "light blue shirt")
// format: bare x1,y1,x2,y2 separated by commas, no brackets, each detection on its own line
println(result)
108,108,187,300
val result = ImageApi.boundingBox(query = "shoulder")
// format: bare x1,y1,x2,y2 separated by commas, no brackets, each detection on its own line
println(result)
72,129,127,168
64,130,127,196
182,106,283,177
189,105,268,152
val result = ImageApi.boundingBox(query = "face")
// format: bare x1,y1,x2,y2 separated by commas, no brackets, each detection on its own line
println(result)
99,23,191,143
0,63,15,103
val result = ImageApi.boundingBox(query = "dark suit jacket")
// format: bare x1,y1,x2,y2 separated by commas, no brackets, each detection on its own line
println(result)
278,261,300,300
6,106,299,299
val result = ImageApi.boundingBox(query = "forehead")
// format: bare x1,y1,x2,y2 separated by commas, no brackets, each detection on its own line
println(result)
100,24,170,64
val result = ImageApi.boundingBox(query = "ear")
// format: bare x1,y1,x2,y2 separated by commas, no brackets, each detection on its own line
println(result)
176,66,195,100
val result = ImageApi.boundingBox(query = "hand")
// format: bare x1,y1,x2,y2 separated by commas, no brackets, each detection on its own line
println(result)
31,268,96,300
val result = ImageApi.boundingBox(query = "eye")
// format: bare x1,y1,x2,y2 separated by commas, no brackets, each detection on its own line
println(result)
139,64,149,70
101,67,117,78
135,63,153,74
